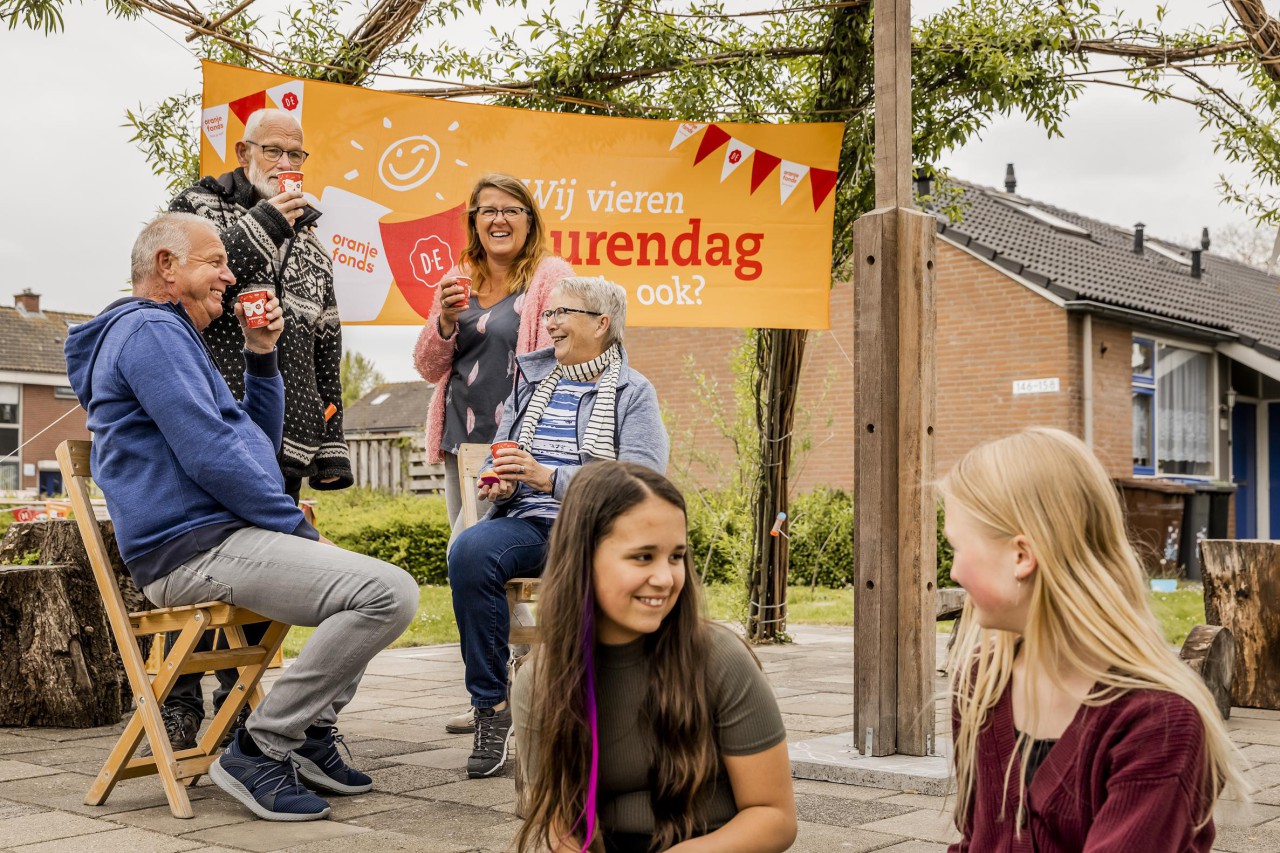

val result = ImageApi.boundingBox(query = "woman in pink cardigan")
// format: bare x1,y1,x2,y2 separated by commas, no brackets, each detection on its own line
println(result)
413,172,573,529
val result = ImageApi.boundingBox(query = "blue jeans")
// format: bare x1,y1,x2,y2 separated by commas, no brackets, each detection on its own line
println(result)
448,515,553,709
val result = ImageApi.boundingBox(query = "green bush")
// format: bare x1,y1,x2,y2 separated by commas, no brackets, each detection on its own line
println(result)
937,502,956,588
788,488,854,588
684,486,753,585
307,487,451,585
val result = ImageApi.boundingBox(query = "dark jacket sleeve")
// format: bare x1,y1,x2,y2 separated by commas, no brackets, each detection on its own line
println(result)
309,276,353,490
169,188,293,285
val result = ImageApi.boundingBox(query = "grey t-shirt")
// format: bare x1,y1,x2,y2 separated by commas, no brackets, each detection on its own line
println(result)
442,292,521,453
513,623,787,838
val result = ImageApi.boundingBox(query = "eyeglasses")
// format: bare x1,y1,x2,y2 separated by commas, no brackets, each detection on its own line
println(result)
245,140,309,166
472,206,530,220
541,307,602,322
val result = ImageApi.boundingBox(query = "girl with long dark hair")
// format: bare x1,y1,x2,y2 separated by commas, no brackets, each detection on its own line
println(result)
512,462,796,853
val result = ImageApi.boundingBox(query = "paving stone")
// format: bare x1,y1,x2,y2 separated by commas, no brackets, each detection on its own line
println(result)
858,809,962,845
393,749,474,772
1211,822,1280,853
789,822,904,853
9,725,126,745
343,738,437,761
794,793,913,828
2,747,109,768
341,707,426,723
780,714,854,734
0,799,41,821
1231,708,1280,722
379,695,471,712
791,780,896,801
404,777,516,809
356,764,462,794
11,826,201,853
328,721,444,745
0,735,45,756
881,793,950,811
348,799,515,840
0,762,61,783
326,792,423,822
1215,798,1280,828
103,797,253,834
180,820,368,852
0,812,115,846
462,817,523,851
1229,729,1280,747
0,770,209,817
1239,744,1280,764
873,842,952,852
1246,762,1280,789
776,702,855,718
277,829,470,853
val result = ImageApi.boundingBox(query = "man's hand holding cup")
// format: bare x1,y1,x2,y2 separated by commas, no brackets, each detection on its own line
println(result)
268,172,308,226
235,290,283,354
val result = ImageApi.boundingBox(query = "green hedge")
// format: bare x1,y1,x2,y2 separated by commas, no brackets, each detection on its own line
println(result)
308,484,957,592
309,488,451,585
685,486,956,590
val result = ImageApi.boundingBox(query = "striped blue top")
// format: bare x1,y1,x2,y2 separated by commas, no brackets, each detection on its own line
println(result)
506,379,595,520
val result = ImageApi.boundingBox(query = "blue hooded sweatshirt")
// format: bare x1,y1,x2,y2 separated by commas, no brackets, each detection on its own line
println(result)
65,298,318,589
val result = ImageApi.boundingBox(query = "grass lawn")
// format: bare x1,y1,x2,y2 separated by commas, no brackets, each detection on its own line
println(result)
282,583,1209,657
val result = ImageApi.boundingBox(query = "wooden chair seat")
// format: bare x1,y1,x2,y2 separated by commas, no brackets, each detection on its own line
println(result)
57,440,290,819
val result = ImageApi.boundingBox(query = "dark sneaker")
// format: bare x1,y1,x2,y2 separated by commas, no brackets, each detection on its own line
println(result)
209,729,331,822
290,727,372,795
139,704,199,757
217,703,252,750
445,707,475,734
467,705,512,778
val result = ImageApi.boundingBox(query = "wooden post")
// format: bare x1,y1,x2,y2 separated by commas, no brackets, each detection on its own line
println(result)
852,0,937,757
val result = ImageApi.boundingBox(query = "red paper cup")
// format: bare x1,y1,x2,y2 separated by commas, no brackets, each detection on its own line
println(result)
490,441,519,463
454,275,472,310
276,171,304,194
239,289,270,328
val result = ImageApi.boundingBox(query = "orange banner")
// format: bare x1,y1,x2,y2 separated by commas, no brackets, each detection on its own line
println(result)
200,61,842,329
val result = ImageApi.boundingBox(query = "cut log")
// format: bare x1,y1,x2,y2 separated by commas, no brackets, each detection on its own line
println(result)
1200,540,1280,710
0,519,152,726
936,587,967,621
1179,624,1235,720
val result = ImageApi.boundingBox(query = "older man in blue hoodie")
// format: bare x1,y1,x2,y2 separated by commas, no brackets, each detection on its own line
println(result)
65,213,418,822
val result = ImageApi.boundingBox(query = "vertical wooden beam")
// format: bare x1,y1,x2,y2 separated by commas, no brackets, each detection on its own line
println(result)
874,0,912,209
853,0,936,757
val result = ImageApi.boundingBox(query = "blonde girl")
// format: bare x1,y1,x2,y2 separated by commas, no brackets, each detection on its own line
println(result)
513,461,796,853
942,427,1248,852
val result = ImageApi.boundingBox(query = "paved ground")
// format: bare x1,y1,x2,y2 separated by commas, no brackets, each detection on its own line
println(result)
2,625,1280,851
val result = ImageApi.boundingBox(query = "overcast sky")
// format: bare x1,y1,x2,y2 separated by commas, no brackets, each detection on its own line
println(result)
0,0,1256,382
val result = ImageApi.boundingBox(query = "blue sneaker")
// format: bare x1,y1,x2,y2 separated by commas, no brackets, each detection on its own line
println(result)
290,727,373,795
210,729,332,821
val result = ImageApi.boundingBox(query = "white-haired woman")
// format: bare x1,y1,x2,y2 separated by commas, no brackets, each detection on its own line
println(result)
446,276,669,780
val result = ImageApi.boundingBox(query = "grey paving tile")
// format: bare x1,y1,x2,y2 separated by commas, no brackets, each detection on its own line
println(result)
1212,822,1280,852
347,799,514,840
0,812,115,846
1215,798,1280,828
326,792,424,822
340,707,426,724
12,826,202,853
873,842,952,853
858,809,962,845
277,829,470,853
0,770,209,817
102,797,253,834
2,748,109,769
393,749,473,772
794,793,913,828
0,735,47,757
357,764,462,794
8,725,126,745
790,822,905,853
0,762,61,783
880,793,950,811
404,777,516,809
180,820,368,852
327,721,443,745
1232,709,1280,722
0,798,43,821
791,780,897,801
343,738,438,761
1239,744,1280,765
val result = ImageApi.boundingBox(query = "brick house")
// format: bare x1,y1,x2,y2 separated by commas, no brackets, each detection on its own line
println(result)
625,172,1280,539
0,290,92,495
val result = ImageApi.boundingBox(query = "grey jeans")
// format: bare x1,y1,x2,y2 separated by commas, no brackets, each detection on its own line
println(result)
142,527,418,761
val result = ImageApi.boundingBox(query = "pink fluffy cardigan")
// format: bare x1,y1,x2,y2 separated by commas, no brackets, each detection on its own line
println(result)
413,256,575,463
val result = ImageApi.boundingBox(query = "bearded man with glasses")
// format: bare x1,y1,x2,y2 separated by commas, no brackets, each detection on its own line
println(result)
161,107,354,757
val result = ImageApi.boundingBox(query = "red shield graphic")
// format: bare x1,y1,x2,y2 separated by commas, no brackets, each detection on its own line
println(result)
379,203,467,319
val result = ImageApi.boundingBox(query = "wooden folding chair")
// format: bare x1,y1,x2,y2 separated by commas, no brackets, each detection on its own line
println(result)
457,442,542,646
56,440,290,819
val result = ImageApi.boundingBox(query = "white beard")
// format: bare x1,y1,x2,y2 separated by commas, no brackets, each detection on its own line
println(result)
246,158,278,199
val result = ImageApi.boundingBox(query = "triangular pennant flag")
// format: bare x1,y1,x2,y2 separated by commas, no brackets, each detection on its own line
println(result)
779,160,810,204
750,152,781,194
201,104,229,161
720,139,755,182
266,80,305,124
228,91,267,126
693,124,731,166
669,122,707,151
810,167,838,211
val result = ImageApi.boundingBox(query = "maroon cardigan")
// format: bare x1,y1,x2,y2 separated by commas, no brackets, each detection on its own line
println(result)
950,681,1214,852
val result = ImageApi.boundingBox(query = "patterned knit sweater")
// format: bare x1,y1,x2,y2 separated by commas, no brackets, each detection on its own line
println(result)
170,169,353,489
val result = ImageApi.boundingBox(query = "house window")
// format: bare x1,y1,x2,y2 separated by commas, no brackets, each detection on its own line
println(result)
54,386,77,400
0,384,18,490
1131,338,1212,477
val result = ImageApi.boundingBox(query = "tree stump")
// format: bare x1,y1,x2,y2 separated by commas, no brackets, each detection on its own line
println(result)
0,519,152,726
1179,624,1235,720
1200,540,1280,710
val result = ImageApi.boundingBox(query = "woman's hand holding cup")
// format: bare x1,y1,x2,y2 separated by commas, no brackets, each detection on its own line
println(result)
492,442,553,494
437,275,473,336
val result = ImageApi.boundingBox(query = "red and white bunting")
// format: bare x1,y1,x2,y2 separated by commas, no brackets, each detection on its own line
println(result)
778,160,810,205
267,80,305,124
669,122,707,150
202,104,230,161
720,139,755,182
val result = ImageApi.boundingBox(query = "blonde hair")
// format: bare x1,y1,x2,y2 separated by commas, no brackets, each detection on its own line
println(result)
942,427,1248,834
461,173,550,295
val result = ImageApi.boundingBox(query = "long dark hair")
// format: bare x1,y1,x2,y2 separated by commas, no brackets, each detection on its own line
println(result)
515,462,715,853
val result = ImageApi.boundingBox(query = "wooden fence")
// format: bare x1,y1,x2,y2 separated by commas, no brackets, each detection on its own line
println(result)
346,431,446,495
